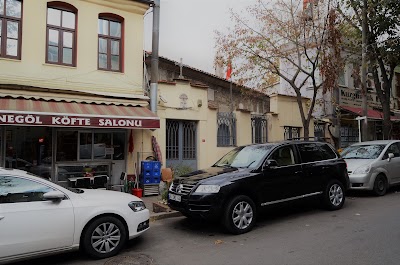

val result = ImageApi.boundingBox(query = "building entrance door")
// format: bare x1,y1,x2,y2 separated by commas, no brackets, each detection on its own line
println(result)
166,120,197,171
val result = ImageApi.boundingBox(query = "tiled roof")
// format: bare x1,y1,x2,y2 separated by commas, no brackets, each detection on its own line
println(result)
145,51,266,97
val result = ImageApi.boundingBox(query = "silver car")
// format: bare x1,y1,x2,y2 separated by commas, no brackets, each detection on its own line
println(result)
341,140,400,196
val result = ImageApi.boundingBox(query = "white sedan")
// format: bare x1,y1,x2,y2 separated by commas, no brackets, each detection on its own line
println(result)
0,168,149,264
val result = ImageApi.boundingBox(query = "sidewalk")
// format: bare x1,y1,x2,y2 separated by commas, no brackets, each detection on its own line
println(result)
141,194,182,222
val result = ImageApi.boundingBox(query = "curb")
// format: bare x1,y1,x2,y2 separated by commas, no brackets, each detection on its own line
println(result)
150,211,182,222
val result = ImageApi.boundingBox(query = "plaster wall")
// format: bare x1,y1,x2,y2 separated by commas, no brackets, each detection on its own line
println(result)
0,0,148,97
268,94,314,141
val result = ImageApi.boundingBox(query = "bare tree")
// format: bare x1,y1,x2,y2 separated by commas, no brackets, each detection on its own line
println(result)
337,0,400,139
215,0,343,139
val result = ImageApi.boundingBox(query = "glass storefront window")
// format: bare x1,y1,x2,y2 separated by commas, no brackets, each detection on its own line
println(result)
57,164,110,182
5,127,52,179
57,130,125,161
79,132,92,160
94,132,111,159
113,132,125,160
57,131,78,161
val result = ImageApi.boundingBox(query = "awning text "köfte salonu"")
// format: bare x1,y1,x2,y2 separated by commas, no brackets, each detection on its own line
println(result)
0,113,160,129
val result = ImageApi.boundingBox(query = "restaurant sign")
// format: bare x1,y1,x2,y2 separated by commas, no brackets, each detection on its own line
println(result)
339,87,381,108
0,113,160,129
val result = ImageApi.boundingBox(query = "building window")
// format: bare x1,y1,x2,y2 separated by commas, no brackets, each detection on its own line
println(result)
98,14,123,72
251,114,267,143
0,0,22,59
314,123,325,140
338,69,346,86
46,2,77,66
217,112,236,147
5,126,53,180
284,126,300,140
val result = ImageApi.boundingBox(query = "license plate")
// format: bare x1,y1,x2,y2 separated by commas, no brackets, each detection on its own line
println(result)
169,193,181,202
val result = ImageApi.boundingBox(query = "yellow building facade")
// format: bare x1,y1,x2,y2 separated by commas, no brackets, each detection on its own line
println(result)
0,0,158,187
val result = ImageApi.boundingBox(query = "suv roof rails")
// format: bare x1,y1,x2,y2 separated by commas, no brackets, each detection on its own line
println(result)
286,137,330,142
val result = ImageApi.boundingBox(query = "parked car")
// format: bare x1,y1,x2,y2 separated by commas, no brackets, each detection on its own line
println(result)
341,140,400,196
0,168,149,264
168,141,349,234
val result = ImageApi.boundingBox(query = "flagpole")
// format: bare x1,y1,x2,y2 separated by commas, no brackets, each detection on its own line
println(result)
230,79,233,113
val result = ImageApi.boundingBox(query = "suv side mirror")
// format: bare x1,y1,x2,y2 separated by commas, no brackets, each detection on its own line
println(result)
263,160,278,170
388,153,394,161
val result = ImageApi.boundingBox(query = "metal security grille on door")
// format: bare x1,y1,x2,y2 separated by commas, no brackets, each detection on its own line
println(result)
166,120,197,170
251,115,267,143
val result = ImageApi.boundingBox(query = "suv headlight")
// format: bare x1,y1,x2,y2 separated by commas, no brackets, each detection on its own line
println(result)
195,185,220,193
128,201,146,212
353,165,371,174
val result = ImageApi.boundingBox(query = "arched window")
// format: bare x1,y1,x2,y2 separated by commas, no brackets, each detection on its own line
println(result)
46,2,77,66
0,0,23,59
217,112,237,147
98,13,124,72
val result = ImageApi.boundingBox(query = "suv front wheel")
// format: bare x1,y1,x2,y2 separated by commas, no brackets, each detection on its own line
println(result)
322,180,345,210
222,195,256,234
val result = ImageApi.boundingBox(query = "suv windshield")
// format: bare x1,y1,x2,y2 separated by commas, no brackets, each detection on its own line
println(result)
341,144,385,159
213,144,274,169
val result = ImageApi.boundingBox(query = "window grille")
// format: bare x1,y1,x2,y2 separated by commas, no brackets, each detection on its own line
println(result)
314,123,325,139
217,112,236,147
251,115,267,143
166,120,179,160
340,126,359,148
284,126,301,140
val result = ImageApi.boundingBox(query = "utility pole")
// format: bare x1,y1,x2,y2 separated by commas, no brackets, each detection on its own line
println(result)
361,0,368,141
150,0,160,114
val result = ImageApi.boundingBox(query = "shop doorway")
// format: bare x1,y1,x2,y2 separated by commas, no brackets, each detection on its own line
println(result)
4,126,53,179
166,120,197,172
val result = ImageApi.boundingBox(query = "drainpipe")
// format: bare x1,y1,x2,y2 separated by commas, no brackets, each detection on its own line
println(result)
150,0,160,114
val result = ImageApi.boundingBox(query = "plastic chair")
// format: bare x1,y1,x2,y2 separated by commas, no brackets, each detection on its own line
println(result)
93,175,108,189
75,178,91,189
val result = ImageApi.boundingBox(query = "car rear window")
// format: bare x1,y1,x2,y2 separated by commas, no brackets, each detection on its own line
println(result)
297,143,336,163
319,144,337,160
298,143,323,163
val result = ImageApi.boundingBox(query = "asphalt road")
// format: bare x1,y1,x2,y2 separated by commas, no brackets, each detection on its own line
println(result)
10,187,400,265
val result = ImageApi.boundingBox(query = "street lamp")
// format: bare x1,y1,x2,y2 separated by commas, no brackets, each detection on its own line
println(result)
355,116,367,142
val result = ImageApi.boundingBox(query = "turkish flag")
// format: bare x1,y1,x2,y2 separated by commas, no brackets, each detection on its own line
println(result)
226,62,232,80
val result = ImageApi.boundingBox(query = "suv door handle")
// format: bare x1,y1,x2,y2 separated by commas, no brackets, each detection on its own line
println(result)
0,216,4,220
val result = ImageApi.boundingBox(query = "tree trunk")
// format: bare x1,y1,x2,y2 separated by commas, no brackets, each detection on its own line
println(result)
382,90,392,139
303,119,310,140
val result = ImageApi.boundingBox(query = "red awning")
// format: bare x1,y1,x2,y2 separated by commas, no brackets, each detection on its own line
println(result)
0,98,160,129
341,106,399,121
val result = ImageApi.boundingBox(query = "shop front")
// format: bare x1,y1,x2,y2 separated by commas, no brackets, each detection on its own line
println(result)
0,97,160,187
340,105,400,147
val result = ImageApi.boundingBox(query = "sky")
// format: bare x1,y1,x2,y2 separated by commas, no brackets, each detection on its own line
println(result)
144,0,257,75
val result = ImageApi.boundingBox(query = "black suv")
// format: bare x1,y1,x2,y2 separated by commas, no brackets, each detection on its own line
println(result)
168,141,349,234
